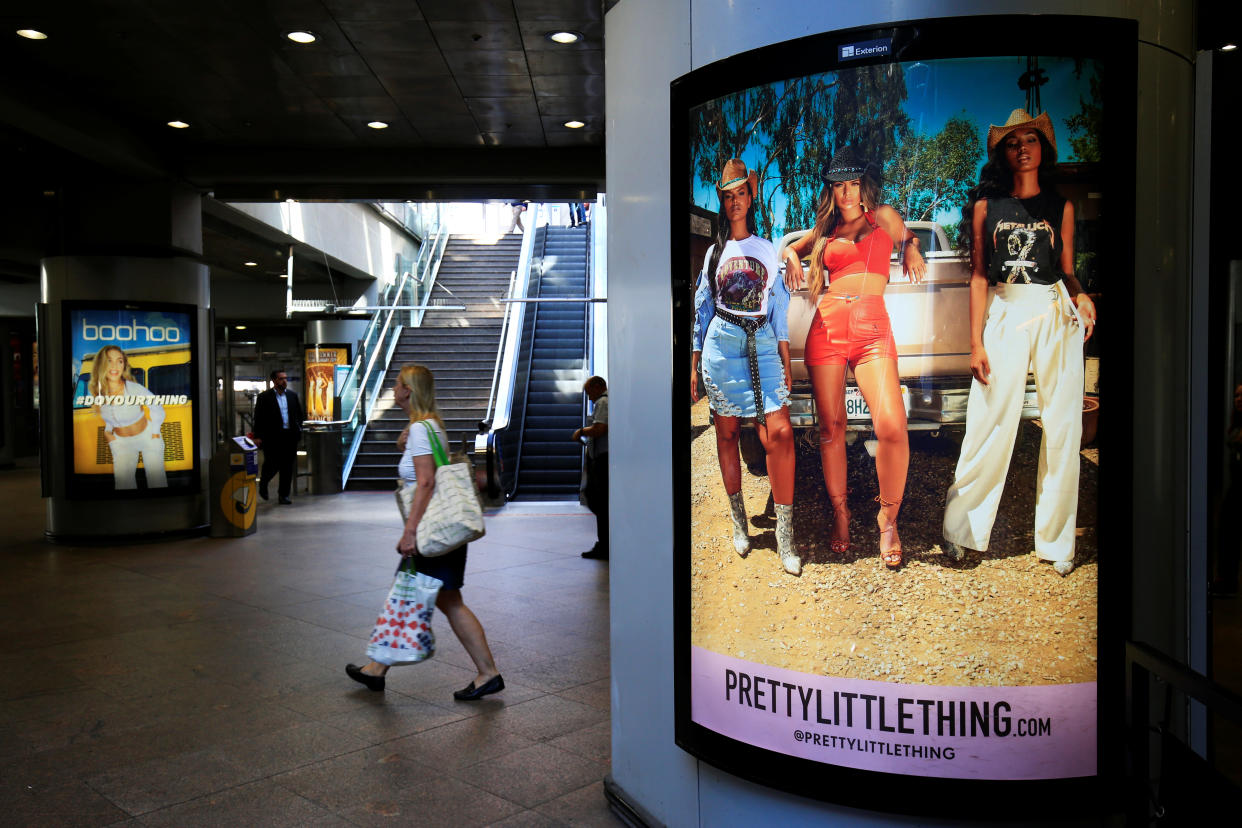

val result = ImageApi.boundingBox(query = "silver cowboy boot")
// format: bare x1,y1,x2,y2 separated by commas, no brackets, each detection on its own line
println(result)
728,491,750,557
775,503,800,575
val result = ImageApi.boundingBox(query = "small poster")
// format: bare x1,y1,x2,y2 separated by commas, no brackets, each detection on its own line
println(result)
304,344,351,422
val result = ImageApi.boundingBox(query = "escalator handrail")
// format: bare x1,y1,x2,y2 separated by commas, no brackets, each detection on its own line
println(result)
487,203,540,433
508,223,549,497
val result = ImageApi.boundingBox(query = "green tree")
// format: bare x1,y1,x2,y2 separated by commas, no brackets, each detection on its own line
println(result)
886,114,981,223
687,63,909,238
1066,68,1102,162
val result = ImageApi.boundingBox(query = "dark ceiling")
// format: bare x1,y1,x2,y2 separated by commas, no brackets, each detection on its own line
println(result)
0,0,609,201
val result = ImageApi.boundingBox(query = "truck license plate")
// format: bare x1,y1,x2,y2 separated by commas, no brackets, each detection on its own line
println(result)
844,385,911,421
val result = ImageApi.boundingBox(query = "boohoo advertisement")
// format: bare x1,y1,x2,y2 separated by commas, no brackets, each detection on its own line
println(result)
65,302,198,498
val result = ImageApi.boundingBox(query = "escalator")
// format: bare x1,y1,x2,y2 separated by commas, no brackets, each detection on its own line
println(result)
511,224,592,499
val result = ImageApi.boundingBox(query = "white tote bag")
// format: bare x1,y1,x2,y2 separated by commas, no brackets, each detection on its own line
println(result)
403,421,485,557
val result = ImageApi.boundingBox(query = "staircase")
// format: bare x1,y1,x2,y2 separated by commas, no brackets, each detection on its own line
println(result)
512,224,591,499
346,234,520,490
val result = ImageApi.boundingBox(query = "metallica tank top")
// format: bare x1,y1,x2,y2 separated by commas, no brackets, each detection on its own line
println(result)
983,192,1066,285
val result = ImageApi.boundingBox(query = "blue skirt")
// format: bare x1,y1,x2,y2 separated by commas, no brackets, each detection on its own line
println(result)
700,316,789,418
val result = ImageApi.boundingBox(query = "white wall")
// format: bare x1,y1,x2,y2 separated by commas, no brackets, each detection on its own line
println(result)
226,201,420,285
605,0,1194,824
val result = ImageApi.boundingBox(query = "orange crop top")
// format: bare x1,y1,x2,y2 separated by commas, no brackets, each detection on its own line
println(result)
822,215,893,282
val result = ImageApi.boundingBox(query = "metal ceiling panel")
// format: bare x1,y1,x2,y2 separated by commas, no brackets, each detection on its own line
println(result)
426,19,525,51
442,50,531,76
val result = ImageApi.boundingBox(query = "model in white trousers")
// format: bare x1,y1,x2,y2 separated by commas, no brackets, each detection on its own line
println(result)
109,428,168,489
943,281,1084,563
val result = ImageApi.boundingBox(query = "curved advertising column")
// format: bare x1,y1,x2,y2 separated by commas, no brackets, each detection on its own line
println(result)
607,0,1192,824
40,256,212,540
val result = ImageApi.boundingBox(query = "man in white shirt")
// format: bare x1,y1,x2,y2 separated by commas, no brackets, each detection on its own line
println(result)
572,376,608,559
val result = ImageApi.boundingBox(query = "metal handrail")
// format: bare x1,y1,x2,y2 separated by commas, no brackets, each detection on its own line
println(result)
487,203,540,434
509,222,550,495
1126,640,1242,824
331,218,449,486
484,269,519,425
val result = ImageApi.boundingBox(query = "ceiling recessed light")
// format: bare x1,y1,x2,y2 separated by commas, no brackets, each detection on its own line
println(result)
1223,43,1238,51
546,31,582,44
564,120,585,129
235,325,247,330
243,261,258,267
286,30,317,44
367,121,389,129
16,29,48,40
167,120,190,129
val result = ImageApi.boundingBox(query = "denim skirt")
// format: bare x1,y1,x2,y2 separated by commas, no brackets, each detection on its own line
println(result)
700,316,789,418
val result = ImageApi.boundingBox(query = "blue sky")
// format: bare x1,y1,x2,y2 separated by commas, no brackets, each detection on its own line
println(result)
692,55,1099,235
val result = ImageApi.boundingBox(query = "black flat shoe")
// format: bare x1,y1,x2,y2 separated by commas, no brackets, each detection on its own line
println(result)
346,663,385,691
453,674,504,701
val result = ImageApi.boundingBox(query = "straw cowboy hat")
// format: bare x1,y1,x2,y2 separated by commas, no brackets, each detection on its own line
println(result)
717,158,758,196
987,108,1056,153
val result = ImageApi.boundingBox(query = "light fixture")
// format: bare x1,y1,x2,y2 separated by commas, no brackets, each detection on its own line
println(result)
243,261,258,267
564,120,585,129
235,325,247,330
367,121,389,129
16,29,48,40
1223,43,1238,51
167,120,190,129
285,30,317,44
546,31,582,44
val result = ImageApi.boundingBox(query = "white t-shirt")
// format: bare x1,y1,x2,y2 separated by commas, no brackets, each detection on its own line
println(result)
397,419,447,483
589,393,608,458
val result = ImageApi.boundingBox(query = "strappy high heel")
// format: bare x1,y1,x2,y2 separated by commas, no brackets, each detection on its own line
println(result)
875,494,903,569
828,492,850,554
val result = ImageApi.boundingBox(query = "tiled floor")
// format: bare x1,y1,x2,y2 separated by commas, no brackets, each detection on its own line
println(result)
0,461,620,827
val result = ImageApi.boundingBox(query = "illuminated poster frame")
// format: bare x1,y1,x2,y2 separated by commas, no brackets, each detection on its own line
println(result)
304,343,352,423
671,15,1134,816
62,300,201,499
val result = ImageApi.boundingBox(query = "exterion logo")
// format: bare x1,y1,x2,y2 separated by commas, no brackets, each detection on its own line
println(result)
82,319,182,343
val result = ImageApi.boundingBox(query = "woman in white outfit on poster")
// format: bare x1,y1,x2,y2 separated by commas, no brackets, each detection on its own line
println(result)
89,345,168,489
942,109,1097,575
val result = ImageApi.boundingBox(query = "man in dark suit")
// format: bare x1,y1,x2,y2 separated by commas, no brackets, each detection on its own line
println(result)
253,368,304,504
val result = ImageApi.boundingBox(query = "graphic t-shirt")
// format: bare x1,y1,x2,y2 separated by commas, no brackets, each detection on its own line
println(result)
691,235,789,352
706,235,776,316
984,193,1066,285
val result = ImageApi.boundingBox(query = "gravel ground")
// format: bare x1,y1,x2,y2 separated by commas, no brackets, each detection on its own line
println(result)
689,398,1099,687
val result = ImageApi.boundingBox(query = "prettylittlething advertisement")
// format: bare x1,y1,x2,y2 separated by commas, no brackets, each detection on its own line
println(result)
67,304,196,496
685,53,1103,780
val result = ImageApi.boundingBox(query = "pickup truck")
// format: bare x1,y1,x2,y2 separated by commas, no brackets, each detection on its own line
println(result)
774,220,1041,437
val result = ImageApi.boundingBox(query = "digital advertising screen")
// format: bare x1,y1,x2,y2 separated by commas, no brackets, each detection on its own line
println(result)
671,15,1134,814
64,301,199,498
304,344,351,422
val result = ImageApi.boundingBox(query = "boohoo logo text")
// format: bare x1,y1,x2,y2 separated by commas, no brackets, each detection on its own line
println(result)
82,319,182,343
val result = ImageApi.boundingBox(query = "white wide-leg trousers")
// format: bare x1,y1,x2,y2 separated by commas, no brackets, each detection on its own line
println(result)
943,282,1084,562
109,428,168,490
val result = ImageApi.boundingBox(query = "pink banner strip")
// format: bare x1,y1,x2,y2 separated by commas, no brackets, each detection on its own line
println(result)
691,646,1096,780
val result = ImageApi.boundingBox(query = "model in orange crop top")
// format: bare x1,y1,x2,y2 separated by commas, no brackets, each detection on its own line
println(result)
777,148,926,575
821,212,895,282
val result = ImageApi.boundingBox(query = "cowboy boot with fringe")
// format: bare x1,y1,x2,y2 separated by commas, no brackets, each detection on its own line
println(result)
728,491,750,557
775,503,800,575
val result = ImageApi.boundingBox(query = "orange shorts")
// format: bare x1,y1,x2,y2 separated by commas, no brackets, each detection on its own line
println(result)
804,293,898,368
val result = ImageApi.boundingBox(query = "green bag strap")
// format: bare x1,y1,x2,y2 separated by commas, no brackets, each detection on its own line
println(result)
419,420,449,467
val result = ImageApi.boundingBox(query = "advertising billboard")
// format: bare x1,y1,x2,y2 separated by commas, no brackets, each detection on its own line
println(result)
672,15,1134,813
304,344,351,422
64,301,199,498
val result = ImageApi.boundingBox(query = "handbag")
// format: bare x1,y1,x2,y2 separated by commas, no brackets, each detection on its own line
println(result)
399,421,485,557
365,558,442,666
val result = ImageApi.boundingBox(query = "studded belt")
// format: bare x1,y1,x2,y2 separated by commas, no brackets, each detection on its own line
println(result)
714,308,766,425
